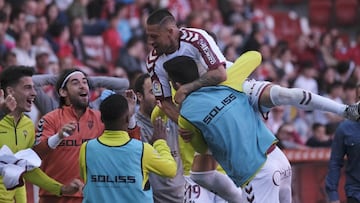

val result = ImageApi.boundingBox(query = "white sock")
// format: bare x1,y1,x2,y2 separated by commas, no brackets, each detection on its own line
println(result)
190,170,242,203
270,85,347,115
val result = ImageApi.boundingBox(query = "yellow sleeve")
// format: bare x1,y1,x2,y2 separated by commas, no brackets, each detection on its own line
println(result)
79,142,87,182
151,105,168,123
142,140,176,187
178,115,208,154
23,168,62,196
220,51,262,91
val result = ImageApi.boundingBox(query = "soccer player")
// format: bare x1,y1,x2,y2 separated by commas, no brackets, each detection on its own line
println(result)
79,93,177,202
164,55,360,203
0,66,82,203
33,69,140,203
145,8,242,202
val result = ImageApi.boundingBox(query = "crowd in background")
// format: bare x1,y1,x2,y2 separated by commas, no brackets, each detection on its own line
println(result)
1,0,360,149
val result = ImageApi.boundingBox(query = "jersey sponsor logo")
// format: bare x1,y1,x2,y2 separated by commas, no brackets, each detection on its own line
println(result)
152,80,162,97
91,175,136,183
272,166,292,186
203,93,237,124
198,38,216,65
0,131,8,134
58,138,91,146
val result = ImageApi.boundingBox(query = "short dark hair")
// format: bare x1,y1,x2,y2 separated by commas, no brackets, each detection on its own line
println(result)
55,68,87,107
0,66,34,92
146,8,175,25
134,73,150,95
163,56,199,84
100,94,128,124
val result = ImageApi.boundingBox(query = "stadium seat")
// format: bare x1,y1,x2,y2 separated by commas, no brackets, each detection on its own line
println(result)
334,0,359,26
308,0,332,28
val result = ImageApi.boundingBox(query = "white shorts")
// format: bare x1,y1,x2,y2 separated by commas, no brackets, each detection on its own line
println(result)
242,147,292,203
184,176,227,203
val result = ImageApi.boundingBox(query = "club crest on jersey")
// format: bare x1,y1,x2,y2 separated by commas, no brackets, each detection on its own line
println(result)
23,130,28,138
88,120,94,129
152,81,162,96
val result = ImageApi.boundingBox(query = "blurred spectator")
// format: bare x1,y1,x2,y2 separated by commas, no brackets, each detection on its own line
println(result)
223,43,239,62
333,35,351,62
6,8,26,40
25,14,37,37
69,16,108,73
315,81,344,126
319,32,338,68
22,0,37,17
349,31,360,66
45,2,68,27
294,61,318,94
306,123,332,148
273,42,297,82
67,0,89,23
276,122,308,150
116,36,146,77
266,106,286,134
102,13,123,64
116,3,132,45
292,34,321,70
336,60,356,84
0,10,15,65
342,82,357,105
11,30,36,66
318,67,338,95
34,46,50,74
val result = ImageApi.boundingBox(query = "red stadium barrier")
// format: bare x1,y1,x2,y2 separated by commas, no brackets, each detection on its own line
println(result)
283,148,347,203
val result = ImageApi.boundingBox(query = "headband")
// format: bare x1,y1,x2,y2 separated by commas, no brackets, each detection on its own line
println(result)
60,71,84,90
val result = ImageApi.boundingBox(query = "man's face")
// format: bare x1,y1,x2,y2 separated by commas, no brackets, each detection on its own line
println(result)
141,78,156,116
61,72,89,109
146,23,176,55
9,76,36,113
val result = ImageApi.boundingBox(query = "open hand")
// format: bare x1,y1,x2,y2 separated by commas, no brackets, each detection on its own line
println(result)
125,90,137,116
152,117,167,143
0,90,17,114
59,121,77,138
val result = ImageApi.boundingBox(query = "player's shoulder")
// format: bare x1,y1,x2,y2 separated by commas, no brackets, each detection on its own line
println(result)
146,49,160,68
179,27,211,43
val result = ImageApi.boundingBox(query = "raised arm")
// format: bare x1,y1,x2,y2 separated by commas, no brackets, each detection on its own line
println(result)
32,74,59,115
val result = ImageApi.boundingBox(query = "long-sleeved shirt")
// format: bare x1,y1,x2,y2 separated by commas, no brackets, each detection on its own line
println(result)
0,114,62,203
34,106,104,201
79,130,177,202
325,120,360,201
136,111,185,203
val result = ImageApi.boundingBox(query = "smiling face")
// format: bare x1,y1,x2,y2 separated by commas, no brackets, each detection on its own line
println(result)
7,76,36,113
59,72,89,109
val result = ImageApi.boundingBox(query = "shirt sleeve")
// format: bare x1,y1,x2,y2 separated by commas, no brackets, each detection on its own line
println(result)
325,126,346,201
79,142,87,182
23,168,62,196
178,115,208,154
32,74,59,115
33,115,58,157
142,140,176,185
